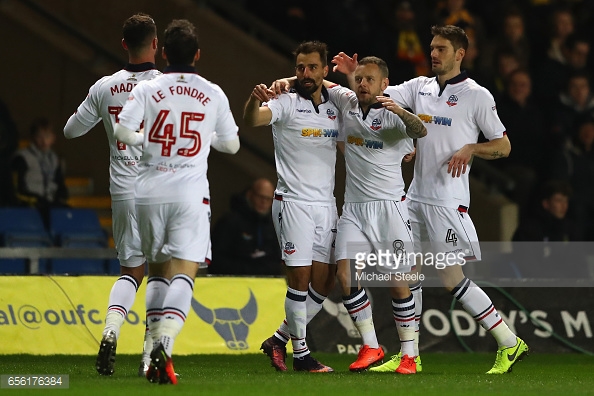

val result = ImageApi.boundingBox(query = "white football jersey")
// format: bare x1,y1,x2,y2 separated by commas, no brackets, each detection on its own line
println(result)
70,63,161,201
117,65,239,204
328,85,414,203
266,88,340,205
385,72,506,209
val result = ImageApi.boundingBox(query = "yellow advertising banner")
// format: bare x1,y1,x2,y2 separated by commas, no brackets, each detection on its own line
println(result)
0,276,288,355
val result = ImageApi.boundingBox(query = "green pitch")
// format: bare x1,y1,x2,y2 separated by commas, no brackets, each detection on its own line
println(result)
1,353,593,396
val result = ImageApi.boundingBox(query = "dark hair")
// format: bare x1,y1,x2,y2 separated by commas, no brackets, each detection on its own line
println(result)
358,56,389,78
163,19,200,66
564,33,589,51
540,180,572,200
431,25,469,51
122,13,157,56
293,41,328,67
29,117,51,137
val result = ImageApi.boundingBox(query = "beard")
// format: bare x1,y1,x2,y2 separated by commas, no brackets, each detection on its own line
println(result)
296,78,319,95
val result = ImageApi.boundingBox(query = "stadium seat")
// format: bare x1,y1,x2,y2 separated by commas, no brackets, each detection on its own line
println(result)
48,208,108,274
0,207,52,274
49,208,108,246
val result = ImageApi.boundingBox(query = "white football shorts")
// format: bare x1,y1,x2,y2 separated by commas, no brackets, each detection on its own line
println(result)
335,199,413,272
136,200,211,265
408,199,481,262
111,199,145,268
272,197,337,266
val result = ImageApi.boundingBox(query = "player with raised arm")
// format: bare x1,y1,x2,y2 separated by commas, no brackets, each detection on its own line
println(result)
114,19,240,384
326,57,426,374
63,13,160,377
333,25,528,375
244,41,339,373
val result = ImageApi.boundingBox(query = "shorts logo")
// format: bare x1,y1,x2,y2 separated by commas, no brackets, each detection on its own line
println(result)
446,95,458,107
370,118,382,131
327,109,337,120
283,242,296,255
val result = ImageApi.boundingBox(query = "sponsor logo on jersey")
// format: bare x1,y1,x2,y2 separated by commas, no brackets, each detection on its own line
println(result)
326,108,337,120
347,135,384,149
370,118,382,131
418,91,432,96
177,74,187,83
492,105,497,111
301,128,338,138
296,108,312,113
418,114,453,126
446,94,458,107
348,110,359,117
284,242,296,255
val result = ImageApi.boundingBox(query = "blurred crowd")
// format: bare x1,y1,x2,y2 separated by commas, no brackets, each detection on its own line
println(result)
1,0,593,242
243,0,594,240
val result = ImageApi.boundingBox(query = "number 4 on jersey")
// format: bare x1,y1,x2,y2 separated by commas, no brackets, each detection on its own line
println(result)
446,228,458,246
148,110,203,156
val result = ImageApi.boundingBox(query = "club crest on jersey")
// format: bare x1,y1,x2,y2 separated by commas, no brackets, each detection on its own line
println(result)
370,118,382,131
284,242,296,255
327,108,337,120
177,74,187,83
446,94,458,107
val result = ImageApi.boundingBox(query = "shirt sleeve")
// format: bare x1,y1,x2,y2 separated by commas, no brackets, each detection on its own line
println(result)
214,90,239,142
65,78,106,137
265,93,291,126
327,84,358,112
384,79,418,110
474,88,506,140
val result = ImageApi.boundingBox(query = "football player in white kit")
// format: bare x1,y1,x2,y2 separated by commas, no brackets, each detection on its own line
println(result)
244,41,339,373
63,13,160,377
333,25,529,375
325,57,427,374
115,19,240,384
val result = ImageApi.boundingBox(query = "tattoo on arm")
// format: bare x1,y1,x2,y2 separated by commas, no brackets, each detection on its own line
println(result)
399,111,427,139
491,151,505,159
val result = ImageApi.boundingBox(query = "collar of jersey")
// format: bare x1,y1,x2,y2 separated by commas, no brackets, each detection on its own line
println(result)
292,84,330,114
124,62,156,72
436,70,468,96
163,65,198,74
359,93,389,120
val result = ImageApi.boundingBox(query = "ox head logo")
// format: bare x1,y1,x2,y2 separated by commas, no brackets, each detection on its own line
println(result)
191,289,258,350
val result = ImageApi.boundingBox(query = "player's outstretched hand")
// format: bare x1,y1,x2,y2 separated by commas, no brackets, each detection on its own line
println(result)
332,52,358,74
251,84,275,102
448,145,474,177
377,96,404,116
270,79,292,96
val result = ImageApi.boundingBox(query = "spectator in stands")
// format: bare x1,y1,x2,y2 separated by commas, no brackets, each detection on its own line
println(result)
549,71,594,148
550,116,594,240
497,68,545,212
11,117,68,228
546,6,575,64
210,178,282,276
513,180,581,242
513,179,586,278
480,8,531,79
0,98,19,206
484,49,521,100
435,0,483,45
373,0,430,84
535,33,590,108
